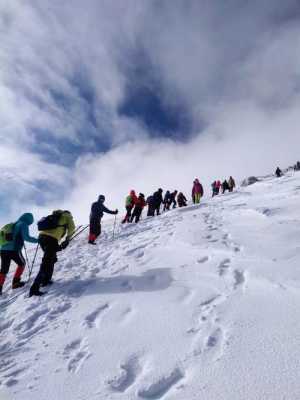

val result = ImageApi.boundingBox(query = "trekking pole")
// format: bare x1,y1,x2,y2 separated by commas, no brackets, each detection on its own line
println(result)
24,243,30,270
73,225,83,235
69,224,89,242
112,215,117,240
28,243,39,282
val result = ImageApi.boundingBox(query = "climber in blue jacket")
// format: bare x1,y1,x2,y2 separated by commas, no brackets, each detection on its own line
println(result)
0,213,38,295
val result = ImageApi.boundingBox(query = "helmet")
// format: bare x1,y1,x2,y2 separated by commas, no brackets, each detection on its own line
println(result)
98,195,105,203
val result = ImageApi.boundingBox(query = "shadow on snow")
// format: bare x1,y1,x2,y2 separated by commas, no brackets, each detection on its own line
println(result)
52,268,173,298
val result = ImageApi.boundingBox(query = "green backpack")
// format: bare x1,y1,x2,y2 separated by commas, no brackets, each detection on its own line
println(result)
0,223,15,247
126,195,133,207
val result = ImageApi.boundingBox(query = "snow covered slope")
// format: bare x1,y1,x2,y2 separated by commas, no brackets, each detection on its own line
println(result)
1,171,300,400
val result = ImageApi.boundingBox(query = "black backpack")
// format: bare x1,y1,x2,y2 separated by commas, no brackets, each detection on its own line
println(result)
37,212,64,231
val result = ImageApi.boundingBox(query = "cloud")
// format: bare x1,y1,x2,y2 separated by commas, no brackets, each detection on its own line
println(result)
1,0,300,225
0,143,69,223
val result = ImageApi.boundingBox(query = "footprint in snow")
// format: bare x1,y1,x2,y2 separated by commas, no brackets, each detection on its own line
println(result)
1,366,27,386
48,301,72,320
119,306,135,324
222,238,241,253
107,356,141,392
82,303,109,329
205,327,228,361
208,226,218,231
2,377,19,387
63,338,90,373
189,293,225,353
125,244,146,258
177,287,194,304
207,328,222,348
197,256,209,264
200,295,220,308
13,307,49,340
218,259,231,276
233,269,245,290
138,368,184,399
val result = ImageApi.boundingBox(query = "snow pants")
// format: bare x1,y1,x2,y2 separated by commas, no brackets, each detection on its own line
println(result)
122,206,133,223
147,206,155,217
130,207,143,223
89,218,101,243
194,193,201,204
212,188,219,197
0,250,25,287
163,202,170,211
154,204,161,216
31,235,59,290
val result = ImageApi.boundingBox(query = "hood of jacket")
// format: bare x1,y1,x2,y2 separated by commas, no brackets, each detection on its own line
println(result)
18,213,34,226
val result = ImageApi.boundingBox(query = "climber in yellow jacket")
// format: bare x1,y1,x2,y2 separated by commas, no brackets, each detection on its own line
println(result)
29,210,75,297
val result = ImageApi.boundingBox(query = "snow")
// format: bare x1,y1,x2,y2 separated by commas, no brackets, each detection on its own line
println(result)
1,171,300,400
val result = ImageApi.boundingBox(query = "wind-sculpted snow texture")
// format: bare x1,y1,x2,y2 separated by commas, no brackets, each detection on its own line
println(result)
1,172,300,399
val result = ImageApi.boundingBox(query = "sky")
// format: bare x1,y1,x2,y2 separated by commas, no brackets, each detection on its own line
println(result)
1,0,300,225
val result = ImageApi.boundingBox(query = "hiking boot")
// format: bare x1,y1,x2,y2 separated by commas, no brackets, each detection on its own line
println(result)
41,280,53,287
12,280,26,289
88,240,96,245
29,288,45,297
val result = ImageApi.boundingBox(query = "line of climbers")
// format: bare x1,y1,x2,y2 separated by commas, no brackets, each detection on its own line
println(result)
294,161,300,171
120,178,206,226
119,188,190,226
277,163,300,176
0,176,236,298
211,176,236,197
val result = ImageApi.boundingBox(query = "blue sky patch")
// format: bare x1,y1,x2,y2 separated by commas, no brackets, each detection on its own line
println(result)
118,43,194,140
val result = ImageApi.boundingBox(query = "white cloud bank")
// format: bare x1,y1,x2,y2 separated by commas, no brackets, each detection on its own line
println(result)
1,0,300,224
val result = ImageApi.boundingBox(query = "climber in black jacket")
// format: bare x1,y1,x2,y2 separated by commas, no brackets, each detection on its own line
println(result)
88,195,118,245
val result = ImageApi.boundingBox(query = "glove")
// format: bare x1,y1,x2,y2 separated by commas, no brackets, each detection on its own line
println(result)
115,209,118,214
60,239,69,250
